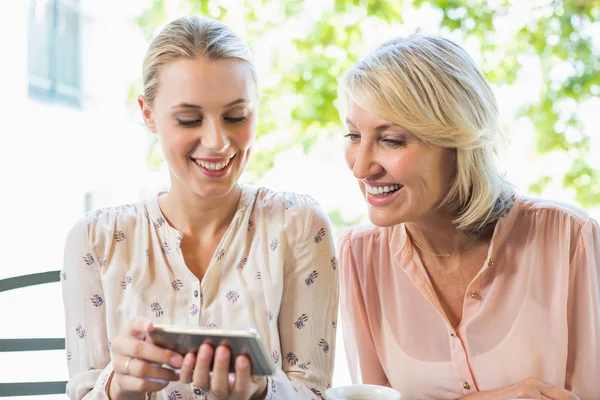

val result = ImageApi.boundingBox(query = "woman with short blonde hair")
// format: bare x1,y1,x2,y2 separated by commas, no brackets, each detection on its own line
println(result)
338,35,599,399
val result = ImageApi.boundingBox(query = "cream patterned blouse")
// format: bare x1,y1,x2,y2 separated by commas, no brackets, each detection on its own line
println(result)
61,185,339,400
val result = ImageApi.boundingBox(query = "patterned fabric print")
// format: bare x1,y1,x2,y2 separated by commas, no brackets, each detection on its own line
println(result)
330,256,337,271
295,314,309,329
226,291,240,304
207,322,217,328
215,249,225,261
267,311,274,322
168,391,182,400
247,219,254,231
113,230,125,242
171,279,183,291
311,388,322,396
154,216,165,229
190,304,199,317
285,200,294,210
313,228,326,244
90,294,104,307
82,253,94,266
161,242,171,255
151,302,163,317
305,271,319,286
256,271,262,280
271,350,280,364
176,232,183,249
298,361,311,370
61,271,67,281
270,238,279,251
121,276,132,289
318,339,330,353
236,257,247,270
286,352,299,366
75,325,86,339
332,320,337,330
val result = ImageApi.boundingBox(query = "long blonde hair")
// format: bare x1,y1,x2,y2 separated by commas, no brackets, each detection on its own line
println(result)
142,16,258,106
338,35,515,233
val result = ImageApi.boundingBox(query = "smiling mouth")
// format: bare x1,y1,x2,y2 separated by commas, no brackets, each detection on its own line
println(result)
364,183,403,196
191,156,234,171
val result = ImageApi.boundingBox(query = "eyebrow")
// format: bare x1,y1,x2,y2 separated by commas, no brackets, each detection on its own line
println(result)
345,118,395,133
171,98,248,110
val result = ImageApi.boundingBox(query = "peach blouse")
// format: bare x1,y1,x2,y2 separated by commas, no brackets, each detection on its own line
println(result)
339,196,599,399
62,186,339,399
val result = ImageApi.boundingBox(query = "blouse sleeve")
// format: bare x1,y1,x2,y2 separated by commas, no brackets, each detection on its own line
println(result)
268,199,339,399
338,231,389,386
61,217,113,399
565,217,600,399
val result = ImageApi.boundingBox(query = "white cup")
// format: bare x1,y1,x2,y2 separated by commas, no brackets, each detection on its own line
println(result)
325,384,401,400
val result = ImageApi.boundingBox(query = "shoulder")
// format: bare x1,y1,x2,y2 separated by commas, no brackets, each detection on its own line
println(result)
517,196,592,236
254,187,330,227
339,223,387,264
66,201,149,254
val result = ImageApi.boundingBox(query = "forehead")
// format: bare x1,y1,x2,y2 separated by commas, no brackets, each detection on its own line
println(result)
346,100,392,128
155,56,255,107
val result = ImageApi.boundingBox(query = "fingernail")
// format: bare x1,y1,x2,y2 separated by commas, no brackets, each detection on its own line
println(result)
200,348,212,360
171,355,183,367
237,357,248,369
217,347,229,361
144,320,153,331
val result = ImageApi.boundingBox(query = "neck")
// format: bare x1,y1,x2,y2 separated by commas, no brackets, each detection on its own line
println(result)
404,209,483,256
158,183,242,238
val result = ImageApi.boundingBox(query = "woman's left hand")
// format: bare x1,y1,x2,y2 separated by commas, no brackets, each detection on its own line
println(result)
179,344,268,400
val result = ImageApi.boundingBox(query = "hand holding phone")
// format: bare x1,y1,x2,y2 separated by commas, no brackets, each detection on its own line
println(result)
108,318,184,400
149,325,273,399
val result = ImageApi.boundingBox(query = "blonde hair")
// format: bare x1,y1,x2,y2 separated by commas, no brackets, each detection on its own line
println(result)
142,16,258,106
338,35,515,233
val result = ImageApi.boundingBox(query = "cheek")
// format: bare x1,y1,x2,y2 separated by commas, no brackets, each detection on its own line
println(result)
159,128,191,154
344,145,355,169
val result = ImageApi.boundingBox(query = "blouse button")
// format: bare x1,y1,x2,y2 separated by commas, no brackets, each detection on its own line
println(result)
450,332,456,337
194,290,199,298
470,290,478,299
488,260,495,267
463,381,471,390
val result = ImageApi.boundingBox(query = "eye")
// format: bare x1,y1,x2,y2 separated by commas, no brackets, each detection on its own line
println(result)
224,116,248,124
381,138,405,148
176,118,202,127
344,133,360,143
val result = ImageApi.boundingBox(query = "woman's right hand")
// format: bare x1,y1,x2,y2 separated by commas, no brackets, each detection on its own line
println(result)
460,377,579,400
108,317,184,400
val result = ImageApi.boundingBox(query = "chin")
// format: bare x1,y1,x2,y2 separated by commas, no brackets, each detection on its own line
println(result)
367,209,406,228
191,180,237,199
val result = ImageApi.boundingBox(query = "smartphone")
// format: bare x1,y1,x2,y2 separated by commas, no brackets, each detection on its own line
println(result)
149,324,276,376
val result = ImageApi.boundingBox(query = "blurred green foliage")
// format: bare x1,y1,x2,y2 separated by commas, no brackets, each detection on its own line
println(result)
136,0,600,222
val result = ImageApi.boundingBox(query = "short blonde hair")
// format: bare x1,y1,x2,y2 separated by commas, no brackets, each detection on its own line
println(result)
338,35,515,233
142,16,258,106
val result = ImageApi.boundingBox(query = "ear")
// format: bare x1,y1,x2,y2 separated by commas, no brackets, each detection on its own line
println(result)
138,95,157,133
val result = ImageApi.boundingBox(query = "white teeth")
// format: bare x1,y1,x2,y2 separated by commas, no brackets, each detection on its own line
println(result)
365,184,403,196
195,158,231,171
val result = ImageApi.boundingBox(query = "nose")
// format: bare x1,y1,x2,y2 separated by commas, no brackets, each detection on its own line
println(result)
201,118,230,153
351,142,383,180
